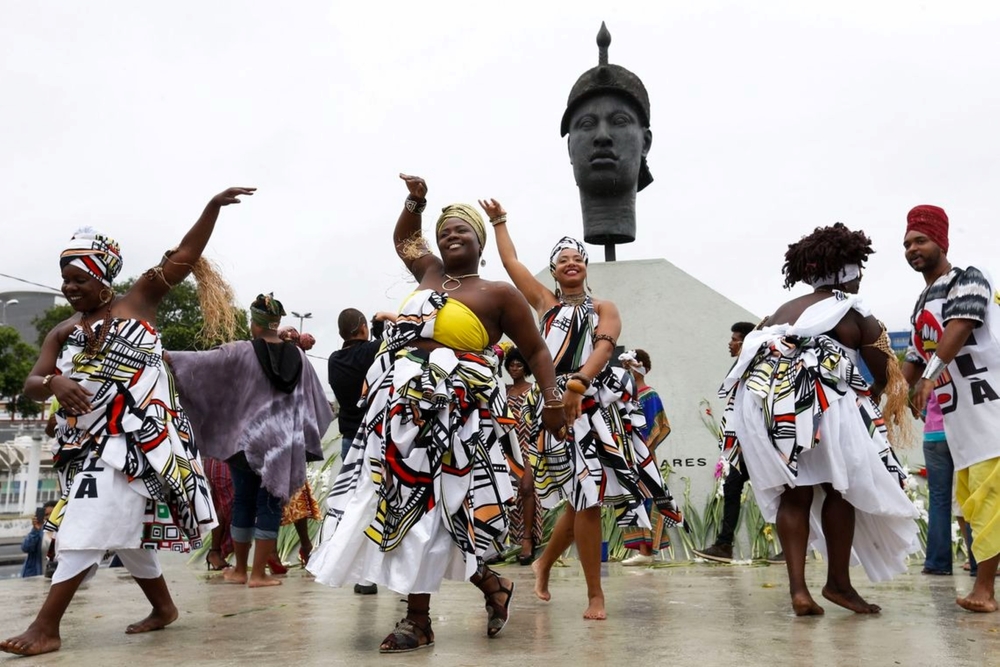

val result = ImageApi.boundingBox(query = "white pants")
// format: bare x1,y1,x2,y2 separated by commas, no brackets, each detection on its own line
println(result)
52,548,161,585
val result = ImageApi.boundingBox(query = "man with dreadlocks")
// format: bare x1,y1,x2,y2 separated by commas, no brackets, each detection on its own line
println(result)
718,222,918,617
2,187,253,657
904,204,1000,613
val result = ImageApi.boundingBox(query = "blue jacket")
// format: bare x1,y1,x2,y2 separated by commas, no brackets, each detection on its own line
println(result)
20,528,44,578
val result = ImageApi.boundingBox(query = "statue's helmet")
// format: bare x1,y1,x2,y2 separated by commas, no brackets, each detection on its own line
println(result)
560,22,653,191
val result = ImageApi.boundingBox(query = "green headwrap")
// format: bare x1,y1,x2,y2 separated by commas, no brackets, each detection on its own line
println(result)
250,293,286,330
436,204,487,252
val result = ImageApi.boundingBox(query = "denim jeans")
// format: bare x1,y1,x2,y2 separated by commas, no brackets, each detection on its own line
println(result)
228,463,283,542
341,436,354,461
923,438,954,573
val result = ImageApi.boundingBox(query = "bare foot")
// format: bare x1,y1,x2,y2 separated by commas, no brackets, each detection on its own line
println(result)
956,593,999,613
791,592,825,616
248,573,283,588
125,605,178,634
583,594,606,620
822,584,880,614
532,560,551,602
222,567,248,585
0,626,62,656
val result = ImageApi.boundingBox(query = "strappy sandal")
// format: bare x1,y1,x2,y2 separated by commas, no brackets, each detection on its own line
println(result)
206,549,226,571
517,538,536,566
379,615,434,653
483,571,515,638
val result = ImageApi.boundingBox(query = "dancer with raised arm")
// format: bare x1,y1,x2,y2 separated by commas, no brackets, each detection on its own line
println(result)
307,175,565,653
1,187,253,657
489,199,682,620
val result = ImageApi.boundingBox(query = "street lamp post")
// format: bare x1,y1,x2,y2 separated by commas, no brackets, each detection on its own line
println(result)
290,311,312,332
0,299,18,326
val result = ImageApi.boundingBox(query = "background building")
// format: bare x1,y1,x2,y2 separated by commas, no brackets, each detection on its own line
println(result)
0,290,63,346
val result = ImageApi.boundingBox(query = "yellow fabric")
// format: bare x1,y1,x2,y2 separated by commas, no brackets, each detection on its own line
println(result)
436,203,487,249
957,456,1000,562
434,297,489,351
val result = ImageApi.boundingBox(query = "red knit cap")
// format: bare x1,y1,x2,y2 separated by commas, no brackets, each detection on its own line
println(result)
906,205,949,253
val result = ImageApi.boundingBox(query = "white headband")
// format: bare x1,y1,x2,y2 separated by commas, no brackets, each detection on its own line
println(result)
807,263,861,289
618,350,647,375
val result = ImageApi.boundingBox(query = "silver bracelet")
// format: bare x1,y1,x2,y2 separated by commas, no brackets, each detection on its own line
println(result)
921,354,947,382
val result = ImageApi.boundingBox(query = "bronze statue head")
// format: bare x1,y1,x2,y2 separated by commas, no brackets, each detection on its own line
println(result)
562,23,653,250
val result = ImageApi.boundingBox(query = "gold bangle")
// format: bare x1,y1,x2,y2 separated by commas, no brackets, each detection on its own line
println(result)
543,402,564,409
566,378,588,395
490,214,507,226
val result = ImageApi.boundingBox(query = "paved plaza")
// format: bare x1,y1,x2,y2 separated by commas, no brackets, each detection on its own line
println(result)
1,553,997,666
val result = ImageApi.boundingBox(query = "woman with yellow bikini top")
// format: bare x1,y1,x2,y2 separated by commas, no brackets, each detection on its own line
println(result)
307,174,565,654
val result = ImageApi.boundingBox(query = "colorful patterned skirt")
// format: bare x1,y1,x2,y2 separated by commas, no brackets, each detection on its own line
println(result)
308,345,515,594
505,392,543,549
728,334,920,581
530,367,682,536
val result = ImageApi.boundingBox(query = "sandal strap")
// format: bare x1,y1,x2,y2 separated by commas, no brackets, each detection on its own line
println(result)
383,616,433,650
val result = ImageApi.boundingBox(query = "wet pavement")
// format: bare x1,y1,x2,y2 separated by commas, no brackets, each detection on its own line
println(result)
0,553,997,666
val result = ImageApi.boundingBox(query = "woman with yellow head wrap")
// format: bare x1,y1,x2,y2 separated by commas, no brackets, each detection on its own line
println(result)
308,174,566,653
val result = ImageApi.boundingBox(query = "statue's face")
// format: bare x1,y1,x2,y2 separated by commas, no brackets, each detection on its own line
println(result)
567,93,651,196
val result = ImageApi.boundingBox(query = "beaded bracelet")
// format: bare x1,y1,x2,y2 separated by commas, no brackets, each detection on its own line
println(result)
490,214,507,227
593,333,617,348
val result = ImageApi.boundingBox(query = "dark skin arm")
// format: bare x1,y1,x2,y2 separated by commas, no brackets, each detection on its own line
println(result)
394,174,441,283
23,321,94,415
24,187,254,413
913,318,978,412
902,360,924,418
128,187,255,320
481,199,556,313
902,360,922,386
855,314,889,398
497,284,564,435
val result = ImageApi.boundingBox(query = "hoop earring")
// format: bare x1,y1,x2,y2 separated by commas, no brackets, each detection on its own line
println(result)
99,287,114,304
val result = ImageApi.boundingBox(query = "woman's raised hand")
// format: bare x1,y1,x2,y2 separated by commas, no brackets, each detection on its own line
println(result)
478,198,506,221
400,174,428,199
210,187,256,207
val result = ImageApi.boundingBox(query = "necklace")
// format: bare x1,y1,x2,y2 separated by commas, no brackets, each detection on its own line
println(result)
441,273,479,291
560,291,588,307
81,302,113,357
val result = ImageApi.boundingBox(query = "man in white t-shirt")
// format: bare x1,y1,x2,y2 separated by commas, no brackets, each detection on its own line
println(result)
904,204,1000,613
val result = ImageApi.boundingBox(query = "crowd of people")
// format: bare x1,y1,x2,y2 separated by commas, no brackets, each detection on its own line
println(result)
2,182,998,656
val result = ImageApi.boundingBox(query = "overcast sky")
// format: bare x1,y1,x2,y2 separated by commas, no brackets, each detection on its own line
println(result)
3,0,1000,370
